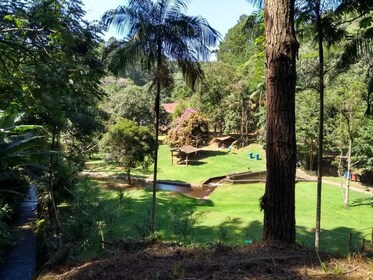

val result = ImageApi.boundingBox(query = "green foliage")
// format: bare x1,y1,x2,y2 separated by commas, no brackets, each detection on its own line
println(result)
0,0,104,115
134,208,154,239
171,85,194,101
218,14,259,66
100,77,170,126
51,158,77,203
102,0,220,88
198,62,239,133
100,119,155,183
196,13,264,136
354,119,373,170
101,78,152,124
165,108,209,148
296,90,319,170
0,112,44,204
0,203,16,261
295,9,372,172
64,178,122,255
167,206,202,241
102,0,220,232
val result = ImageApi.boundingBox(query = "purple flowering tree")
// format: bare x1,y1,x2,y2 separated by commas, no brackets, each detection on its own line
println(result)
166,108,210,148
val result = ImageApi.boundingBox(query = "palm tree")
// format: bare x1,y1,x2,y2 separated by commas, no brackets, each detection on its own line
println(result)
296,0,372,250
294,0,347,250
102,0,220,232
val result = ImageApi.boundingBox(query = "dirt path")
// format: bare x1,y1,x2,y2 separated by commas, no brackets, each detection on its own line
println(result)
296,169,373,196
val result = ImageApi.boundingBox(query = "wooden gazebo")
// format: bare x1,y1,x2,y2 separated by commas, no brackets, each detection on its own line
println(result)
215,136,236,148
170,145,199,165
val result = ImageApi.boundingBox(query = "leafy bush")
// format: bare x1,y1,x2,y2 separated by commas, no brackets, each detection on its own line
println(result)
165,108,209,148
0,204,16,261
100,119,155,185
64,178,121,255
167,206,202,241
135,208,154,239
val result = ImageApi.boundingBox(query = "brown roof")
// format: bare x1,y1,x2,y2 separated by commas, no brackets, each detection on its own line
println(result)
171,145,199,154
215,136,236,141
162,103,178,114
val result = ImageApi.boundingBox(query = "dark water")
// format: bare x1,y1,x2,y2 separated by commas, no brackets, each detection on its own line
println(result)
0,185,37,280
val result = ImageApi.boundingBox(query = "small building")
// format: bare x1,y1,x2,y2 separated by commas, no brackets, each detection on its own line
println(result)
215,136,236,149
162,103,178,114
170,145,199,165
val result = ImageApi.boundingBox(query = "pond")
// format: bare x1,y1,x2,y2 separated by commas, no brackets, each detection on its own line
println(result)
157,183,216,199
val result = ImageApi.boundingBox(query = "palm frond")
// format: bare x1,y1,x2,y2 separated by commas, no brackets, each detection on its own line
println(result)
0,112,17,131
246,0,263,9
101,0,220,90
178,60,203,90
0,136,45,158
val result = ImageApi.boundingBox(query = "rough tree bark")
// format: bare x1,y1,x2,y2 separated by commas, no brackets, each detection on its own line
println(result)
262,0,298,243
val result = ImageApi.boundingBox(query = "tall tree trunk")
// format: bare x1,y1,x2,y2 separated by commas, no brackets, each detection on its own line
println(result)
315,1,324,251
127,168,132,186
151,40,162,233
337,150,347,202
241,94,244,143
49,126,62,248
151,80,160,233
262,0,298,243
344,115,353,206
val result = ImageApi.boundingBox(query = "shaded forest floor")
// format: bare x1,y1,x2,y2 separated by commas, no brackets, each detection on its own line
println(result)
37,240,373,279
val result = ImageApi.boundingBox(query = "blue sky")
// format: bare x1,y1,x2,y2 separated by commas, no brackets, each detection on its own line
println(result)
82,0,255,40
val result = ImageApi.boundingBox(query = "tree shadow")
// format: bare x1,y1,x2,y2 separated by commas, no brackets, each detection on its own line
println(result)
296,225,369,256
174,160,207,166
59,178,373,280
350,197,373,207
197,149,228,160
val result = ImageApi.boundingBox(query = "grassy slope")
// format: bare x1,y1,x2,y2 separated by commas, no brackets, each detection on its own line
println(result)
84,143,372,255
94,181,372,255
156,143,266,184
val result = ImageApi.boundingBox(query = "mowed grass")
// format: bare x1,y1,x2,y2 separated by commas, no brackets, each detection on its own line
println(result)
83,142,373,255
85,179,372,255
86,143,266,184
156,143,266,184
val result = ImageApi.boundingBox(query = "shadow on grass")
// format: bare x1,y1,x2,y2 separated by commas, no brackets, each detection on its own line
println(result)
296,225,370,256
181,214,369,256
70,178,371,258
350,197,373,207
115,173,148,180
197,149,228,160
174,160,207,166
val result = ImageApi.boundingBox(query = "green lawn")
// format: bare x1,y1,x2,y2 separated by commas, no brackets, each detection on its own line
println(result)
78,179,372,256
86,143,266,184
82,143,373,255
156,143,266,184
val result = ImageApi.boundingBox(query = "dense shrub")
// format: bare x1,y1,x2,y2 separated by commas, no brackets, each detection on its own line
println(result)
165,108,209,148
